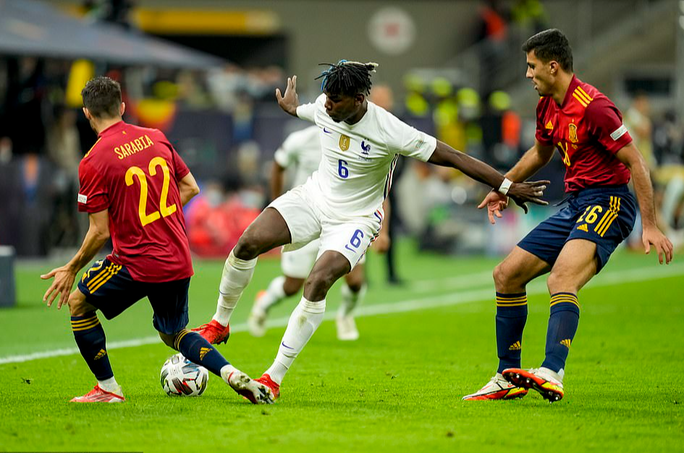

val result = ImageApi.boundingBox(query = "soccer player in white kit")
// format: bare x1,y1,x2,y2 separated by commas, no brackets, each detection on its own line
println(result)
195,61,549,403
248,125,378,341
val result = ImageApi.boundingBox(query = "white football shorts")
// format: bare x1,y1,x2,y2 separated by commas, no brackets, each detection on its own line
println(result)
280,238,366,279
269,184,380,270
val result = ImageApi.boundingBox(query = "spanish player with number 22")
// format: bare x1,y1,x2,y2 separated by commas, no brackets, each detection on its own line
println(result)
41,76,274,404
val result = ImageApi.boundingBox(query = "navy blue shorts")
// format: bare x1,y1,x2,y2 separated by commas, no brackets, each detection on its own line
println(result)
77,258,190,335
517,185,636,272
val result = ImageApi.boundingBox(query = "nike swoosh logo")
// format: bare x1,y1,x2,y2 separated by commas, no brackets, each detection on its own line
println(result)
323,127,332,134
281,342,294,350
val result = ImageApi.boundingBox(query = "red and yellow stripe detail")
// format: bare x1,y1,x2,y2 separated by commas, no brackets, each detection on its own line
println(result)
572,86,593,108
550,293,580,310
71,315,100,332
86,262,123,294
594,196,621,237
496,294,528,307
173,329,191,350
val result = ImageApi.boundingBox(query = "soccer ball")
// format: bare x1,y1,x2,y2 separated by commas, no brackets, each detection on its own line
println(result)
160,353,209,397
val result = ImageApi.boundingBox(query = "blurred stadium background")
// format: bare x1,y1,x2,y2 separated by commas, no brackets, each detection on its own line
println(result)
0,0,681,300
1,2,683,451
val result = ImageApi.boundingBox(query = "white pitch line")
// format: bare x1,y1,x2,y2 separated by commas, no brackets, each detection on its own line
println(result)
1,263,682,365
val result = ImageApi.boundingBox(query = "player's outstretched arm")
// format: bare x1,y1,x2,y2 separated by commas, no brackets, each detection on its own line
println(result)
270,161,287,202
476,140,555,224
616,143,673,264
41,210,110,309
179,172,200,206
275,75,299,117
428,140,549,210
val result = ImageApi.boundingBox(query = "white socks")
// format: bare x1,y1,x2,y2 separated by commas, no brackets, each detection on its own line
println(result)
219,364,238,383
213,249,258,326
98,376,121,394
339,283,366,316
265,297,326,384
256,275,287,313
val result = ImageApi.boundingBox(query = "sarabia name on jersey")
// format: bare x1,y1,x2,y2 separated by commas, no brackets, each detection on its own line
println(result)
77,121,193,283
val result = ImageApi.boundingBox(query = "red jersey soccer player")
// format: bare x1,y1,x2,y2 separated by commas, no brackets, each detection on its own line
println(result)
463,29,673,402
42,77,274,404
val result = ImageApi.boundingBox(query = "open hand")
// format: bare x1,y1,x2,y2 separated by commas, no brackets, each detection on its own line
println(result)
642,226,674,264
478,190,509,224
41,265,76,309
275,75,299,116
507,180,549,214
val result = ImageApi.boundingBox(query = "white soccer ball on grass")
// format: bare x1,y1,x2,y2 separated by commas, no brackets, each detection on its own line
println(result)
160,353,208,397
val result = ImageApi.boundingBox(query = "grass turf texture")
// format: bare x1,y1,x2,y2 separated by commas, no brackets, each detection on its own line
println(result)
1,240,682,452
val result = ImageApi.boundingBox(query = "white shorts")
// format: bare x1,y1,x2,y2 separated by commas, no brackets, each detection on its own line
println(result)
281,238,366,279
269,185,380,270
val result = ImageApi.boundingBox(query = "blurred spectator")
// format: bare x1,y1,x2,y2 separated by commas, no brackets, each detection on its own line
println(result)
480,90,522,171
474,0,509,94
403,74,430,117
186,181,261,258
624,92,656,172
653,109,684,166
46,105,84,249
511,0,549,35
653,110,684,248
176,70,214,109
370,84,404,284
5,57,47,157
475,0,508,45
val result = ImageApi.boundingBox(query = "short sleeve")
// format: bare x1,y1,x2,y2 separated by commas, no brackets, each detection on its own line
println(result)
296,94,325,123
585,98,632,154
77,160,109,213
535,98,553,146
274,131,300,168
381,110,436,162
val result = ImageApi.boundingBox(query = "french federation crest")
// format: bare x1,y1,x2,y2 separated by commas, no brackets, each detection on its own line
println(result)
339,134,350,151
568,123,578,143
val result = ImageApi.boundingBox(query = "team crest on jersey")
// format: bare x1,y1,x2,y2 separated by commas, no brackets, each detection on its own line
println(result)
361,140,371,155
339,134,350,151
568,123,578,143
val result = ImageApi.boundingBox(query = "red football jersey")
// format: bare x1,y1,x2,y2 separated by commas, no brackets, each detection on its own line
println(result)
77,121,193,282
535,75,632,193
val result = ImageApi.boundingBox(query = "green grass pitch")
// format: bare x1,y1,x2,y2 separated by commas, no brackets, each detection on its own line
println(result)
0,240,682,452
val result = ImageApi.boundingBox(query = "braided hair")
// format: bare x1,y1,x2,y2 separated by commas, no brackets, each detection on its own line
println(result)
315,60,378,96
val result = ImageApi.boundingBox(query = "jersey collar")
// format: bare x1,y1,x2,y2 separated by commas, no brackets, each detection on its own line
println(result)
560,75,581,109
98,120,126,137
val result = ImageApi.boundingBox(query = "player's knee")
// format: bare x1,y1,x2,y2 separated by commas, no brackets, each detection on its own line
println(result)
68,292,91,317
233,238,260,261
546,271,575,294
306,269,338,297
283,277,304,296
493,263,509,288
344,271,365,293
158,331,179,349
344,276,364,293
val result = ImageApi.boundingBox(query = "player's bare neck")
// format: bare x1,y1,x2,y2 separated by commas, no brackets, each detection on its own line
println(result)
344,102,367,125
93,117,123,135
552,71,574,106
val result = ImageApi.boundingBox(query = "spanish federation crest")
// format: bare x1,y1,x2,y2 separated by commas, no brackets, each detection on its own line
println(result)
339,134,350,151
568,123,578,143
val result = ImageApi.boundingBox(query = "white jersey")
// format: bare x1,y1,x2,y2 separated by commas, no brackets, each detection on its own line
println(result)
273,125,322,187
296,94,436,218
